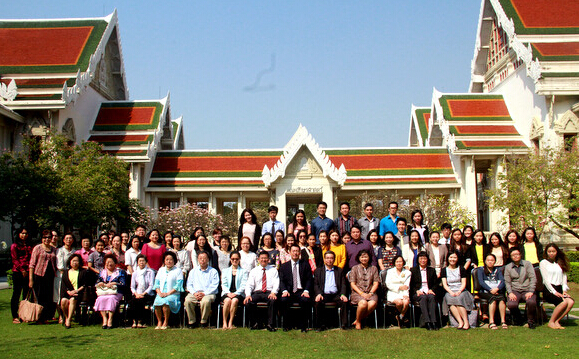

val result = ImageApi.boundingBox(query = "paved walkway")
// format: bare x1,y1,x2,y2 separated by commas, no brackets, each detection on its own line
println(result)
0,276,8,290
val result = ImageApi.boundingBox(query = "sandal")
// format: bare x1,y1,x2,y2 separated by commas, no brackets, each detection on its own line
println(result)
489,323,497,330
501,322,508,329
12,318,21,324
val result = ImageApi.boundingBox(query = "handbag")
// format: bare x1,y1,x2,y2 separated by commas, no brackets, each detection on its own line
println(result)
18,289,43,323
96,284,118,296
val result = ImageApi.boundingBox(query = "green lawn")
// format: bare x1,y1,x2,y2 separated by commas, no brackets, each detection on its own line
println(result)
0,288,577,359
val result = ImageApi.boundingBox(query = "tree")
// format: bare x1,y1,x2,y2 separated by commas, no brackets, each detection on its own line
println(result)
0,133,131,236
39,134,131,232
0,150,57,236
487,147,579,239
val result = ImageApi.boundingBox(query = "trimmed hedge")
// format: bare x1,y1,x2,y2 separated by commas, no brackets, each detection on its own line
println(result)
570,262,579,284
566,250,579,263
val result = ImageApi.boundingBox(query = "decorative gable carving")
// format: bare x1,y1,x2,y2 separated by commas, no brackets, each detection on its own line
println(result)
261,124,346,187
554,110,579,134
529,117,544,140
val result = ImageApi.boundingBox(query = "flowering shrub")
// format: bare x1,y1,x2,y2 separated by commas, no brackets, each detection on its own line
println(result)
137,204,228,242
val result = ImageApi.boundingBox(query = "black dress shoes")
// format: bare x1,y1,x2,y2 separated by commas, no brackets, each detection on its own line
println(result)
266,325,277,332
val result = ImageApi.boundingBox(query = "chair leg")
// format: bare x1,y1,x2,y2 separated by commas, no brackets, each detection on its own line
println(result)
216,303,221,329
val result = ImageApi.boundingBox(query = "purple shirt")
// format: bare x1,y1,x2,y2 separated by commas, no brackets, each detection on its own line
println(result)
345,239,377,270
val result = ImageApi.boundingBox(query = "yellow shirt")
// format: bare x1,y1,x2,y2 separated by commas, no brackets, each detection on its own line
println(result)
324,244,346,269
524,242,539,265
68,269,80,290
475,244,484,267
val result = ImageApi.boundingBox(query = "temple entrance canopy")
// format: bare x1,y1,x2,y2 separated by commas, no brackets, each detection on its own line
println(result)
262,125,346,224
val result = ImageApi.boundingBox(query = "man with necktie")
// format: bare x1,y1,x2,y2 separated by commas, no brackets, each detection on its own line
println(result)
244,251,279,331
279,244,313,332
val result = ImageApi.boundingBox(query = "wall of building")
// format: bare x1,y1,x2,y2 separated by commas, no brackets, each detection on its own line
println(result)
57,86,107,143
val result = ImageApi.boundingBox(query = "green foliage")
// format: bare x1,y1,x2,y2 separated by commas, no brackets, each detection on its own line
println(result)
569,262,579,283
43,136,131,230
0,146,58,233
350,191,476,231
567,251,579,263
0,132,130,233
6,269,13,286
487,147,579,239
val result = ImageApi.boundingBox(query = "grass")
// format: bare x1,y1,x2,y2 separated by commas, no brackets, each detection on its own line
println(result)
0,289,578,359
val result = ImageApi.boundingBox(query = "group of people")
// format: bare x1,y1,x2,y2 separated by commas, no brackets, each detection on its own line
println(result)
9,201,575,331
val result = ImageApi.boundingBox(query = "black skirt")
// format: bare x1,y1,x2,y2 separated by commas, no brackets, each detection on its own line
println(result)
543,285,564,305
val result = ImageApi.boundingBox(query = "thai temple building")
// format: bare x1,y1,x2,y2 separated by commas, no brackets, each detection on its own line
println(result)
1,0,578,245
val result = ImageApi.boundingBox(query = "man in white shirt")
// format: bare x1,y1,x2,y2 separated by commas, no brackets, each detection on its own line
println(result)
261,205,285,236
244,251,280,331
184,251,219,327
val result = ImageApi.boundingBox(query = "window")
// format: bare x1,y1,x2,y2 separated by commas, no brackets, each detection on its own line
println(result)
564,134,577,152
486,20,509,71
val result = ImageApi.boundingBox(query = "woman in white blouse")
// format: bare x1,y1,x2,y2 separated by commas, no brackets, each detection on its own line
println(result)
238,236,257,271
124,236,141,274
540,243,575,329
55,233,76,324
385,255,411,327
170,235,192,277
129,254,155,328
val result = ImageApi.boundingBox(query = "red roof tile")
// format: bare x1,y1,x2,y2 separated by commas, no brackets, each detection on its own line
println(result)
508,0,579,29
0,27,93,67
446,99,510,118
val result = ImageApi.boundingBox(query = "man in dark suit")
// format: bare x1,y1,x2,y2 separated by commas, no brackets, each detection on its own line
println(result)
313,250,348,331
279,244,313,332
409,251,439,330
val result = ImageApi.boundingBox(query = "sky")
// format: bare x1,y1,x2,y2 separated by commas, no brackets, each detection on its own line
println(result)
4,1,483,150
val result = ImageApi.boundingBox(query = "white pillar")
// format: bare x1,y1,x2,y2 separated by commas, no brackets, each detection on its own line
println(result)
129,163,140,199
275,188,287,230
461,156,478,226
237,192,246,215
489,157,508,232
208,192,217,215
323,186,335,219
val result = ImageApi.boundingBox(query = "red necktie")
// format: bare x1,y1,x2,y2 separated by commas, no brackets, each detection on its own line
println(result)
262,268,267,292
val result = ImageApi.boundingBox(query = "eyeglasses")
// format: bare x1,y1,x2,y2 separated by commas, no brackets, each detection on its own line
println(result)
231,258,240,261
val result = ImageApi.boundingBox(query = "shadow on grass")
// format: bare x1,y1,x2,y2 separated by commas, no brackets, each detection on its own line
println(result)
9,333,95,349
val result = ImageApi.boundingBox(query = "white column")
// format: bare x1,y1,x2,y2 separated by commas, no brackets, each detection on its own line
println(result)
237,192,246,215
208,192,217,215
129,163,140,199
461,156,478,226
322,186,335,219
489,157,508,232
275,189,287,230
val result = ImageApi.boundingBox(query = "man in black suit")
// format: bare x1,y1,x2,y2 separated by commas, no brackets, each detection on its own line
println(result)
313,250,348,331
409,251,439,330
279,244,313,332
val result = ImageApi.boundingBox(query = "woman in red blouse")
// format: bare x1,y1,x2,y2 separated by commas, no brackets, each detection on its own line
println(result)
10,228,32,323
141,229,166,271
28,229,57,323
